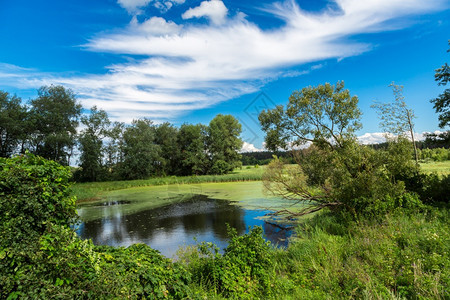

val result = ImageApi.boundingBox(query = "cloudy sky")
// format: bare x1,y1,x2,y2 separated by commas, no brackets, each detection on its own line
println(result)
1,0,449,150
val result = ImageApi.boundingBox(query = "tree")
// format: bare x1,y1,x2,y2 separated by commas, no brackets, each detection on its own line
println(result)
154,122,180,175
104,121,125,178
259,81,361,151
29,85,82,165
371,83,418,163
178,123,209,175
207,114,243,174
0,91,28,157
77,106,110,182
431,40,450,128
259,82,420,219
119,119,161,180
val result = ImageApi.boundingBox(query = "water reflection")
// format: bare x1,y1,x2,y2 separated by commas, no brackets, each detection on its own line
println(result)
77,195,292,257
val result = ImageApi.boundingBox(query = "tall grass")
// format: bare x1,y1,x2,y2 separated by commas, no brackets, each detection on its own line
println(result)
271,209,449,299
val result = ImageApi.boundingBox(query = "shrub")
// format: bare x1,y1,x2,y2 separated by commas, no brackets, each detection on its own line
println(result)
0,153,77,250
180,226,275,299
96,244,191,299
1,224,101,299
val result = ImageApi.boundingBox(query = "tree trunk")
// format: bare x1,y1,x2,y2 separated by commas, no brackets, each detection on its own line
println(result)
407,110,419,165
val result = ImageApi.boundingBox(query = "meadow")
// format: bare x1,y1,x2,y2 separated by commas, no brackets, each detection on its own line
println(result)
419,160,450,176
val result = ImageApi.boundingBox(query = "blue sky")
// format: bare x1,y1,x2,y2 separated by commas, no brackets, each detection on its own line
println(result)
1,0,449,150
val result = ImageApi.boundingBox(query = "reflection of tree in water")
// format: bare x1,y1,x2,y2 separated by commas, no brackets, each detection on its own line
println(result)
262,222,292,248
79,195,246,245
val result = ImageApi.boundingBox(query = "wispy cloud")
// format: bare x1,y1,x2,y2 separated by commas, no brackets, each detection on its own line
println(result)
1,0,446,122
118,0,185,15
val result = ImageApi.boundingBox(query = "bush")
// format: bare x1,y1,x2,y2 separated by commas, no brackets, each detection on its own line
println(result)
1,224,100,299
180,226,275,299
96,244,190,299
0,153,77,250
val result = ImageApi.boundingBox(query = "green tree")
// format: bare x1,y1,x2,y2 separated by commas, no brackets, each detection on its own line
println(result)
371,83,418,163
431,40,450,128
207,114,243,174
104,121,125,178
154,122,180,175
29,85,82,165
178,123,209,175
0,91,28,157
259,81,361,151
77,106,111,182
119,119,161,180
259,82,420,218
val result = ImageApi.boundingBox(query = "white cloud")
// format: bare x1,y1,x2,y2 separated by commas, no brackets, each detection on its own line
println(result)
2,0,447,123
357,131,444,144
241,142,264,153
182,0,228,25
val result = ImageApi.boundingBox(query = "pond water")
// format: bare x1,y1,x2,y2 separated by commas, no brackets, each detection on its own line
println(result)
76,194,293,258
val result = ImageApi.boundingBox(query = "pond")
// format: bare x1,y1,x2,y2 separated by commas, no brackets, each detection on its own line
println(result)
76,182,300,258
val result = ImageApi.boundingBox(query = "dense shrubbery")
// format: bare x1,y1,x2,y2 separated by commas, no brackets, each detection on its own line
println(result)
178,226,275,299
0,153,77,249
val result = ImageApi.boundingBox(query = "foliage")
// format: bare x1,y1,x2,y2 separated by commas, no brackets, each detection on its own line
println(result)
371,82,418,162
431,40,450,128
76,106,111,182
95,244,190,299
0,91,28,157
259,82,422,219
178,123,209,176
119,119,161,180
179,226,275,299
259,81,361,151
154,122,181,176
29,85,82,165
418,147,450,162
1,224,100,299
207,114,243,174
0,152,77,250
423,131,450,149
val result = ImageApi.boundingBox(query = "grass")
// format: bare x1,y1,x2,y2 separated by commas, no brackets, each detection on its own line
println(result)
419,160,450,176
179,208,450,299
72,165,264,203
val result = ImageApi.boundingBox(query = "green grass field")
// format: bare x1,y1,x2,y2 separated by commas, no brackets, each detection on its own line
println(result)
419,160,450,176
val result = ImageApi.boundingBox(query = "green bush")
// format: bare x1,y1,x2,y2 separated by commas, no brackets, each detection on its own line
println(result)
1,224,100,299
96,244,190,299
180,226,275,299
0,153,77,250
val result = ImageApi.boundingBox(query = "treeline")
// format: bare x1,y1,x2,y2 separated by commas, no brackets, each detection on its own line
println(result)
0,86,243,182
241,151,294,165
